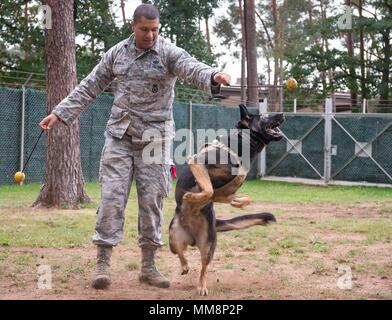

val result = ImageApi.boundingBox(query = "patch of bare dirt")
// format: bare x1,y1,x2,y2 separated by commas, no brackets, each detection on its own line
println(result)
1,202,391,300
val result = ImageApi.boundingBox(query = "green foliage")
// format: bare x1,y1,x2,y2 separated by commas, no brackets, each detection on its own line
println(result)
142,0,218,66
0,0,220,100
284,0,392,105
214,1,242,50
0,1,44,73
2,1,392,108
141,0,219,101
74,0,131,78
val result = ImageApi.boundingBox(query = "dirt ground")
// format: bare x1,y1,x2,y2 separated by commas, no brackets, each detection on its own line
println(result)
1,202,391,300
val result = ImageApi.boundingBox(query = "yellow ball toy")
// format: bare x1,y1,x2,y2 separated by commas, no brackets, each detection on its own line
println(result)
14,171,26,183
285,78,298,90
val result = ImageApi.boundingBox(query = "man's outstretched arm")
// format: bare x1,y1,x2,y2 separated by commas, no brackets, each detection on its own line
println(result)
168,47,231,95
42,45,117,129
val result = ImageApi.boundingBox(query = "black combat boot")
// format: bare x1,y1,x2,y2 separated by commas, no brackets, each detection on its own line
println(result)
92,245,112,289
139,246,170,288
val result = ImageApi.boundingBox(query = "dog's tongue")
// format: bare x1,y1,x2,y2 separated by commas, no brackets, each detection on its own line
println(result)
267,127,278,134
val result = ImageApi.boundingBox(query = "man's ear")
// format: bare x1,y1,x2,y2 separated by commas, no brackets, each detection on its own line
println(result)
239,104,251,120
131,21,135,32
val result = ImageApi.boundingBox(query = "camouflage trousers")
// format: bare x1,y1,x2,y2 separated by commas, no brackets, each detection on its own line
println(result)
91,131,171,248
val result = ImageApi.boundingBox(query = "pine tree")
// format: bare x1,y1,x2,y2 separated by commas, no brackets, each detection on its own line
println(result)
34,0,90,208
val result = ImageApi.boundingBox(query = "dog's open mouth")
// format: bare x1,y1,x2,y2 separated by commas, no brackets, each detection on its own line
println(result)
266,116,284,140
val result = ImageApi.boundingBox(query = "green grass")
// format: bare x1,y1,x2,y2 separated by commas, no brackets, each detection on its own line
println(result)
0,182,106,208
0,211,95,247
269,248,281,255
318,218,392,243
239,180,392,204
310,239,330,253
1,180,392,208
126,260,139,271
1,179,391,299
0,180,391,250
0,183,44,208
311,258,329,275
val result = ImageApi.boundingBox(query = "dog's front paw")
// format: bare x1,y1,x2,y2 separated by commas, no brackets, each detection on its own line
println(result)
230,196,251,208
183,192,194,202
183,191,212,204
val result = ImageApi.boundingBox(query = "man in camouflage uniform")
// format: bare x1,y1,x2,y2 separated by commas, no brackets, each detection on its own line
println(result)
39,4,231,290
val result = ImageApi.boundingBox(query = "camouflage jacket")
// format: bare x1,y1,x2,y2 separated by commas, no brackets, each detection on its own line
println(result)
52,34,221,140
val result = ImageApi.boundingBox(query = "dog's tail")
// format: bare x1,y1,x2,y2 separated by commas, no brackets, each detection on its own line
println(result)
216,212,276,232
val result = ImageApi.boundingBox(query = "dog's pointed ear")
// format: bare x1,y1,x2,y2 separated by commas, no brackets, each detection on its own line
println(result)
239,104,251,120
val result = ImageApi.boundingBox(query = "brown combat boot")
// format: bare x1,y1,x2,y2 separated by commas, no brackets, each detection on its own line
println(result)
139,246,170,288
92,245,112,289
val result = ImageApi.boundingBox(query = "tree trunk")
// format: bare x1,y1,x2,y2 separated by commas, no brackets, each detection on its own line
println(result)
277,1,287,112
255,9,273,87
379,0,391,111
34,0,89,209
359,0,367,100
120,0,126,26
272,0,279,111
345,0,357,107
267,58,271,85
320,1,327,96
24,0,29,60
244,0,258,107
101,0,112,51
205,17,212,53
238,0,246,102
380,29,390,111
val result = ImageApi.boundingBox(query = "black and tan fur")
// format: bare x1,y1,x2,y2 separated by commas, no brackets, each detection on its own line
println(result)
169,104,284,295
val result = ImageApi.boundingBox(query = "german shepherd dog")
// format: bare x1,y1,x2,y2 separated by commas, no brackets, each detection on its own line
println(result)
169,104,284,295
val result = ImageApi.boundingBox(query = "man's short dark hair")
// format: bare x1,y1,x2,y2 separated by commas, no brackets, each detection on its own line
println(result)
133,4,160,22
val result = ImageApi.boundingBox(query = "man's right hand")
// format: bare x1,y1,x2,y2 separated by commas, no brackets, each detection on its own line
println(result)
39,113,60,131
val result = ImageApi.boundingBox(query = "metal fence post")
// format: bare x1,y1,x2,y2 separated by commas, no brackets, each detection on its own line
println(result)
362,98,367,114
258,98,268,178
19,74,33,184
20,86,26,173
293,98,297,113
324,97,333,184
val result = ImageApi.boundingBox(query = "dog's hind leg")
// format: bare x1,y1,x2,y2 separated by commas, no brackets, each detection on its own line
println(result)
183,163,213,204
195,227,215,296
198,257,209,296
197,244,213,296
169,216,192,275
177,249,190,275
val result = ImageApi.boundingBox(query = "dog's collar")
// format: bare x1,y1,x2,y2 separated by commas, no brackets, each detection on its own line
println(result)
237,129,265,153
189,141,248,176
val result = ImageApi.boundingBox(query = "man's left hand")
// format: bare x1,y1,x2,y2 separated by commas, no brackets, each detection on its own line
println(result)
213,72,231,86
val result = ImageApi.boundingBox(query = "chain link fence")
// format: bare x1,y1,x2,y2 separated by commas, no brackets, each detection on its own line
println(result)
266,110,392,185
330,114,392,184
0,85,258,185
266,114,325,180
1,84,392,186
0,87,23,185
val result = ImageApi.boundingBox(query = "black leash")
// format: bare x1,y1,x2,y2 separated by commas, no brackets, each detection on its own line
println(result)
22,130,44,172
